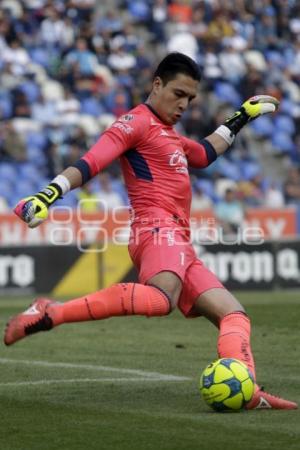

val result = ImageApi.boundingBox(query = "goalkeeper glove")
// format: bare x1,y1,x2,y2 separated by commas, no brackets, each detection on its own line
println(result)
14,183,62,228
216,95,279,145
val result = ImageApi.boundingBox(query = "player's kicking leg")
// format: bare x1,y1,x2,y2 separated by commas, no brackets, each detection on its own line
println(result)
4,298,55,345
194,287,298,410
4,275,180,346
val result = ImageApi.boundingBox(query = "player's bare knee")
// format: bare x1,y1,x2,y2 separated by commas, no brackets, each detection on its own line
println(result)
167,297,178,312
147,271,182,312
195,288,245,326
148,284,178,312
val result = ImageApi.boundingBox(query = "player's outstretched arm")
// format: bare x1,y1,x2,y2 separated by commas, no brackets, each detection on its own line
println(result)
206,95,279,156
14,167,82,228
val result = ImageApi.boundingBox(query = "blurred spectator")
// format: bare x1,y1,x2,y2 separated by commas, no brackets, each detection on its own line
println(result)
63,37,98,78
0,195,9,212
168,0,192,24
183,96,214,140
0,120,27,162
191,184,213,211
238,64,264,98
107,37,136,72
254,7,278,51
32,92,57,126
39,7,66,48
0,62,20,92
215,188,244,236
77,182,100,212
126,0,151,24
264,182,285,208
11,89,31,118
150,0,168,42
232,12,255,48
204,8,235,44
284,167,300,205
66,125,90,149
96,172,124,210
0,0,300,212
2,38,31,76
14,9,39,44
167,23,199,60
62,143,82,168
219,40,247,84
68,0,96,24
55,86,81,125
95,9,123,35
237,173,265,207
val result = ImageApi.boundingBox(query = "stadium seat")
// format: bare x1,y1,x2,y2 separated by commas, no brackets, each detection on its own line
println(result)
41,80,64,101
12,118,42,133
274,115,295,135
215,178,237,199
0,163,18,183
265,50,285,68
215,158,241,181
98,113,116,133
18,163,41,183
279,98,295,116
194,179,215,199
19,80,40,103
0,95,12,119
27,147,47,168
56,191,78,208
214,82,242,107
29,47,50,69
0,181,14,201
240,162,261,180
80,97,105,117
250,115,274,138
111,179,129,205
127,0,150,21
26,131,48,150
271,131,296,154
15,180,37,197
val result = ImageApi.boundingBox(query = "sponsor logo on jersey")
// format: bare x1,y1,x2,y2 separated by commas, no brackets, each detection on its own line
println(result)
120,114,134,122
169,149,188,174
112,122,134,134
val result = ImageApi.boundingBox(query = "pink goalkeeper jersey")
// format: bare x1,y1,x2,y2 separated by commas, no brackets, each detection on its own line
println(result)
82,103,215,228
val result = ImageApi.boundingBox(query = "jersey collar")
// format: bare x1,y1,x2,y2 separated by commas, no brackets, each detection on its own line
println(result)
144,103,169,125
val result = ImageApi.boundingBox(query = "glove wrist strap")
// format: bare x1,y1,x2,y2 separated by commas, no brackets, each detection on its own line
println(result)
52,174,71,195
215,125,235,146
223,107,249,135
36,183,62,206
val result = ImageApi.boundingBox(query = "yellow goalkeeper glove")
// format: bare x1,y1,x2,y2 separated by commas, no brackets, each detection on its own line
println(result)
14,183,62,228
224,95,279,135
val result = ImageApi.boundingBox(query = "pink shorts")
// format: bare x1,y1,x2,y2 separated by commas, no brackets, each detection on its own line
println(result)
128,226,224,317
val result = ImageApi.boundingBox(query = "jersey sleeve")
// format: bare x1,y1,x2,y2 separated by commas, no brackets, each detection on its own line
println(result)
180,135,217,168
81,114,150,177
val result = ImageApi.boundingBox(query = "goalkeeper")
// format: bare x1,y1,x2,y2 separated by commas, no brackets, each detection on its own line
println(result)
4,52,297,410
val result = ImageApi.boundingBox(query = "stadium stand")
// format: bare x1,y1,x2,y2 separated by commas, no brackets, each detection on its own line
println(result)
0,0,300,210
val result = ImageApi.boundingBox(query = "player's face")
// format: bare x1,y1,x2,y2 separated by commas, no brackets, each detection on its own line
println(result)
151,73,199,125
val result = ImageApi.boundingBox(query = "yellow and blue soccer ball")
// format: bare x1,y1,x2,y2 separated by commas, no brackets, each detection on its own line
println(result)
199,358,255,412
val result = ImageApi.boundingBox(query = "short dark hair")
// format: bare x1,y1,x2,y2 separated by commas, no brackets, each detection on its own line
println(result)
153,52,201,85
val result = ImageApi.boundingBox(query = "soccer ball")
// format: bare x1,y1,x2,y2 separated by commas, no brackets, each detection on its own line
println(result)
199,358,255,412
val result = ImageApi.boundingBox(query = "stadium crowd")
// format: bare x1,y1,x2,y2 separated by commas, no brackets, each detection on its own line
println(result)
1,0,300,219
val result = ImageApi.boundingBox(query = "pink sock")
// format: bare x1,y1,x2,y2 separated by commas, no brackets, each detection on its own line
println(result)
49,283,171,325
217,312,256,381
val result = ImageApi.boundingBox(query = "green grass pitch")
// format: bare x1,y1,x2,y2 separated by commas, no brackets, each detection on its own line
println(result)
0,291,299,450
